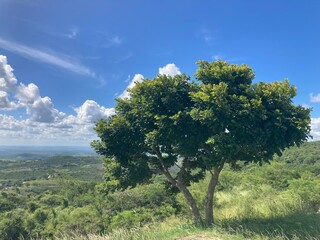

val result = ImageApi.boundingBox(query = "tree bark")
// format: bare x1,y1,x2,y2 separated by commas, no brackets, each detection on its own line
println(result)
176,178,202,224
204,165,223,225
154,148,202,224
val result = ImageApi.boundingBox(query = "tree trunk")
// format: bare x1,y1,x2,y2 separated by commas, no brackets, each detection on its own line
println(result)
204,166,223,225
155,148,202,224
161,168,202,224
176,180,202,224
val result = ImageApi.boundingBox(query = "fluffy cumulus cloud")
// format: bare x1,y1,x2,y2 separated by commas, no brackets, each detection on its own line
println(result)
27,97,65,123
0,55,19,110
0,55,17,91
0,55,114,145
0,115,23,131
118,74,144,99
119,63,181,100
0,91,18,109
0,100,114,145
16,83,40,104
76,100,115,123
158,63,181,76
309,93,320,141
310,118,320,140
0,56,65,123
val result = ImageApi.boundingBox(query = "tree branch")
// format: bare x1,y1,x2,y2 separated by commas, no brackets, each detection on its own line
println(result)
154,147,178,187
177,157,187,183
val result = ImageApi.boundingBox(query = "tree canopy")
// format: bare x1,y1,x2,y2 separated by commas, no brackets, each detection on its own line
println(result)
91,60,311,224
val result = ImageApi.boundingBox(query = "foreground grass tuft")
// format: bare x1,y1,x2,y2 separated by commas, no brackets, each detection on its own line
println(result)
47,214,319,240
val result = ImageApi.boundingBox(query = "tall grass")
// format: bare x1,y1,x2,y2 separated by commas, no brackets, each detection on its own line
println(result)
39,206,319,240
38,218,243,240
215,185,306,220
28,160,320,240
51,175,320,240
213,185,319,240
42,215,319,240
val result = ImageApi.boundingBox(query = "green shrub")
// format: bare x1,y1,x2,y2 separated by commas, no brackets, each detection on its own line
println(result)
110,205,176,229
287,176,320,211
106,183,177,213
55,205,105,235
0,209,27,240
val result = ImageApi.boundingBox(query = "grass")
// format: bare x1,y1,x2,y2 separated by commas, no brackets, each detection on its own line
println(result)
37,212,319,240
33,166,320,240
78,183,319,240
40,218,236,240
220,212,320,240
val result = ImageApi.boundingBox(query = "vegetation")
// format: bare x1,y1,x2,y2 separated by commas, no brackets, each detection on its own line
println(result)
0,61,317,239
0,141,318,239
91,60,310,225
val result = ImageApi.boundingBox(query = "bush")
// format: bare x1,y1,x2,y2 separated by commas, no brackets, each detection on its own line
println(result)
106,183,178,213
0,209,27,240
55,205,105,235
110,205,176,229
287,176,320,212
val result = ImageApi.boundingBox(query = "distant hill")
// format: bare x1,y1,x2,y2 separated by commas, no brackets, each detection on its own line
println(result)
0,146,95,159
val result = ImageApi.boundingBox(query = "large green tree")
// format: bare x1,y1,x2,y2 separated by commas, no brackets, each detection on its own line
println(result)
91,60,311,225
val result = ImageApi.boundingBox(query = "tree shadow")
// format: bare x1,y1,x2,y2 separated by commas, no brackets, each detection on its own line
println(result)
219,212,320,239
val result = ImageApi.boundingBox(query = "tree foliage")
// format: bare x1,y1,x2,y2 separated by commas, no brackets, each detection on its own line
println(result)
92,60,311,224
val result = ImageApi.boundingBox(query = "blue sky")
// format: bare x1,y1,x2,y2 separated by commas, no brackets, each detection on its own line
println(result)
0,0,319,146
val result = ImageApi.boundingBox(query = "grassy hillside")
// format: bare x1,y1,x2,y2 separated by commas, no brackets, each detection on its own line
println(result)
0,142,319,240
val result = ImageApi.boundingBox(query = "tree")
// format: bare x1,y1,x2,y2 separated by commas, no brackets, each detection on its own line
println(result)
91,60,311,225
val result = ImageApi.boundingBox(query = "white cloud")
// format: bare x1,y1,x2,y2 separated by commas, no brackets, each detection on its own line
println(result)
0,56,20,110
0,115,23,131
0,99,114,145
16,83,40,104
0,55,116,146
26,97,65,123
158,63,181,77
310,93,320,103
0,37,96,78
0,55,18,92
118,63,181,100
310,117,320,141
0,99,115,146
0,91,18,109
0,58,183,145
302,104,311,109
0,56,64,123
118,74,144,99
75,100,114,123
